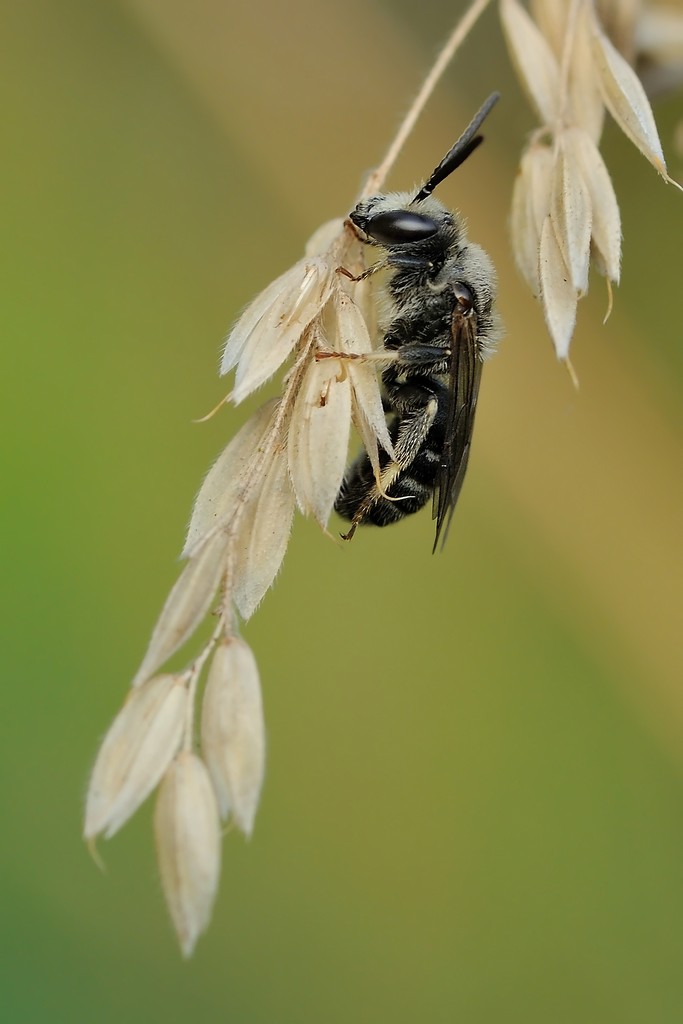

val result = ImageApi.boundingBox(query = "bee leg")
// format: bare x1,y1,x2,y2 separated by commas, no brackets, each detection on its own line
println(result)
315,349,399,365
336,384,440,532
316,344,450,368
336,260,388,283
388,345,451,369
387,385,441,468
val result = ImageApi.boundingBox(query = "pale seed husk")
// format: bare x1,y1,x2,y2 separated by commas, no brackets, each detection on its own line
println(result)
590,10,669,178
500,0,561,126
333,290,394,459
288,356,352,527
84,674,187,840
510,142,553,297
550,133,593,296
154,752,221,958
529,0,568,58
231,448,296,620
200,638,266,834
570,127,622,282
568,3,606,143
539,215,578,359
230,257,334,404
220,263,303,377
183,399,279,558
132,530,230,687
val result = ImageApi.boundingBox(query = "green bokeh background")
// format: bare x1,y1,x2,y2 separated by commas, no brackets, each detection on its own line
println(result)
3,1,683,1021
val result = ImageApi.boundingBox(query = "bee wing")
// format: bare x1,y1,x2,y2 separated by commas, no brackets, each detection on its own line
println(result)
432,307,482,552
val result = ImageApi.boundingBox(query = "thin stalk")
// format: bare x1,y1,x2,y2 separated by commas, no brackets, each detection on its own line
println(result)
362,0,494,198
182,616,225,750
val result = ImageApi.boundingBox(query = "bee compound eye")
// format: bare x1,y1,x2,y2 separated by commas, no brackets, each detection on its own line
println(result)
454,282,474,315
364,210,439,246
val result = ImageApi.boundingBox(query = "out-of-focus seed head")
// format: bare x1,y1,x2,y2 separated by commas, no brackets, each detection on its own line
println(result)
597,0,641,62
500,0,561,124
568,3,606,142
635,9,683,97
590,8,669,178
504,0,679,359
529,0,568,57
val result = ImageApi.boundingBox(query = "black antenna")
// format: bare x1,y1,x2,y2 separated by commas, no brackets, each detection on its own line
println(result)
413,92,500,204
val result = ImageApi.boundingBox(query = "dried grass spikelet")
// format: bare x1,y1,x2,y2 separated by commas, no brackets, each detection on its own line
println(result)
510,142,554,298
84,190,394,954
501,0,681,362
183,399,280,558
132,529,231,687
85,674,187,840
230,438,296,621
181,217,398,623
223,255,336,405
85,188,390,954
288,348,352,528
154,752,221,958
200,638,265,835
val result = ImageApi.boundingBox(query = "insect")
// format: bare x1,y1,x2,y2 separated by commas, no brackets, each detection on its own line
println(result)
334,93,501,551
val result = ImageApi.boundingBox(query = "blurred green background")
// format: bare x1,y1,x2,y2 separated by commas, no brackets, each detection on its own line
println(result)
3,0,683,1021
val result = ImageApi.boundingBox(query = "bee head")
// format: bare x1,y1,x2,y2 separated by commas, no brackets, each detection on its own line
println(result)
350,92,499,251
350,195,447,248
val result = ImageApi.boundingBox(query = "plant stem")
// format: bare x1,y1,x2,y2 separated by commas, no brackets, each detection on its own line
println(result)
362,0,494,198
182,616,225,750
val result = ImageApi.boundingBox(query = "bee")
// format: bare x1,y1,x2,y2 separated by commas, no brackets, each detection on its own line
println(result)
334,93,501,551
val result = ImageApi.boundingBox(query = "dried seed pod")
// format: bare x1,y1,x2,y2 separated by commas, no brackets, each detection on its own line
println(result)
550,132,593,296
201,638,266,835
231,448,296,620
500,0,561,125
590,10,669,177
569,127,622,283
154,752,221,957
529,0,568,58
84,674,187,840
568,3,606,143
334,290,394,458
510,142,554,297
132,530,230,687
226,257,335,404
183,399,279,558
288,355,352,527
539,215,579,359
